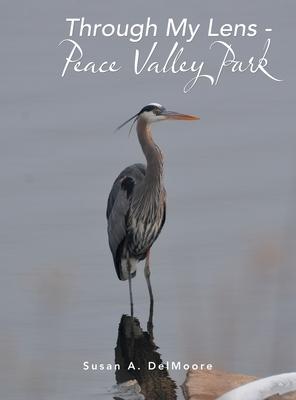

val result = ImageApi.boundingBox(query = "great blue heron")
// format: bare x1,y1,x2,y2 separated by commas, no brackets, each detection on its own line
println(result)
106,103,199,318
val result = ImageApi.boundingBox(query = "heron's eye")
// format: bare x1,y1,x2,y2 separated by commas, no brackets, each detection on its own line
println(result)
154,108,161,115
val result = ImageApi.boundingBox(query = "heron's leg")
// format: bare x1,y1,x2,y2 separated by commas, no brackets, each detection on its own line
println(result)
144,250,154,302
127,258,134,317
144,250,154,333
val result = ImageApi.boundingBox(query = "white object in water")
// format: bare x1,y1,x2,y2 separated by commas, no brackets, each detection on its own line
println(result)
216,372,296,400
111,380,145,400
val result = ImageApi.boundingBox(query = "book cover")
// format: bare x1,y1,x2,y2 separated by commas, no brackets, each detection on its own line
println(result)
1,1,295,399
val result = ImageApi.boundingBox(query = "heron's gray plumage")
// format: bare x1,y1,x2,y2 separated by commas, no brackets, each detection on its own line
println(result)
107,163,147,279
106,103,198,317
107,113,167,282
107,159,166,281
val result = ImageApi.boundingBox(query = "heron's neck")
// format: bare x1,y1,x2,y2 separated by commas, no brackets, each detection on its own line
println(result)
137,119,163,186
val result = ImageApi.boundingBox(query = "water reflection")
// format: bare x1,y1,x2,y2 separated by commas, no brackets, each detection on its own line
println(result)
113,314,177,400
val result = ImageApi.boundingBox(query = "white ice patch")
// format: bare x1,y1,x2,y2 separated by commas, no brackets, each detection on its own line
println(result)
121,257,137,280
110,380,144,400
217,372,296,400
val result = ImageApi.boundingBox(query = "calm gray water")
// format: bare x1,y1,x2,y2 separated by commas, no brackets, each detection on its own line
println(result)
1,1,296,399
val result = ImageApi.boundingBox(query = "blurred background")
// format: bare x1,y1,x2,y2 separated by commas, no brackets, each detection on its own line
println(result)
0,0,295,399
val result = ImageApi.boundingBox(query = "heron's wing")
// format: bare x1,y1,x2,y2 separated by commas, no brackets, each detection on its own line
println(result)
106,164,146,279
106,163,145,219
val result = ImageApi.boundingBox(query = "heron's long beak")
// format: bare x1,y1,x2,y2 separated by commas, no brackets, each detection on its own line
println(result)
160,110,199,121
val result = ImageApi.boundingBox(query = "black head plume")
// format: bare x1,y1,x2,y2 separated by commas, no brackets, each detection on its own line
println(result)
115,103,165,133
115,112,139,133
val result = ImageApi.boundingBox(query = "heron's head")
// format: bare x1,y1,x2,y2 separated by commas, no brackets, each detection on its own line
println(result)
116,103,199,131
